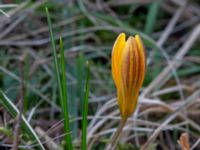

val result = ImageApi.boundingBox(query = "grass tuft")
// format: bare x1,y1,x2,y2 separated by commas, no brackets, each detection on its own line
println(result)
46,7,73,150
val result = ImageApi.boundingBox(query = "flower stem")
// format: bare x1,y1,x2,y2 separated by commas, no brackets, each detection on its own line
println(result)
106,118,127,150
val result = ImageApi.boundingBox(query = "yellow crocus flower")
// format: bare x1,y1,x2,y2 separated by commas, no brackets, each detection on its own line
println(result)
112,33,146,120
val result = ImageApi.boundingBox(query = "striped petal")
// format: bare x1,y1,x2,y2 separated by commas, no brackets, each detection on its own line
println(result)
111,33,146,119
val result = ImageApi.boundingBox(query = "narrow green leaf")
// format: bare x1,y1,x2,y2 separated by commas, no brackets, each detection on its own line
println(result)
145,1,160,34
45,7,62,98
0,90,45,150
60,37,73,149
81,61,90,150
45,7,73,150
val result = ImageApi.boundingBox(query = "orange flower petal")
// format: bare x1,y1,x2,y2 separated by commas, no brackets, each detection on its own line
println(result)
112,34,146,119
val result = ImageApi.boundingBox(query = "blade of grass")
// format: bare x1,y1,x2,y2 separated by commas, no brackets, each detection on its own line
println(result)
62,4,78,139
45,7,73,150
60,37,73,149
81,61,90,150
144,1,160,34
0,90,45,150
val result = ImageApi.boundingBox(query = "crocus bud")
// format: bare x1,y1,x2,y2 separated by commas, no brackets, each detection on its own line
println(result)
112,33,146,120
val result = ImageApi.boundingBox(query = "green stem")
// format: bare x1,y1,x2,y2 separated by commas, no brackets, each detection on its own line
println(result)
106,118,127,150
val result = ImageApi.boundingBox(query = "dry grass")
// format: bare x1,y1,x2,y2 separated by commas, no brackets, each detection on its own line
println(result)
0,0,200,149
